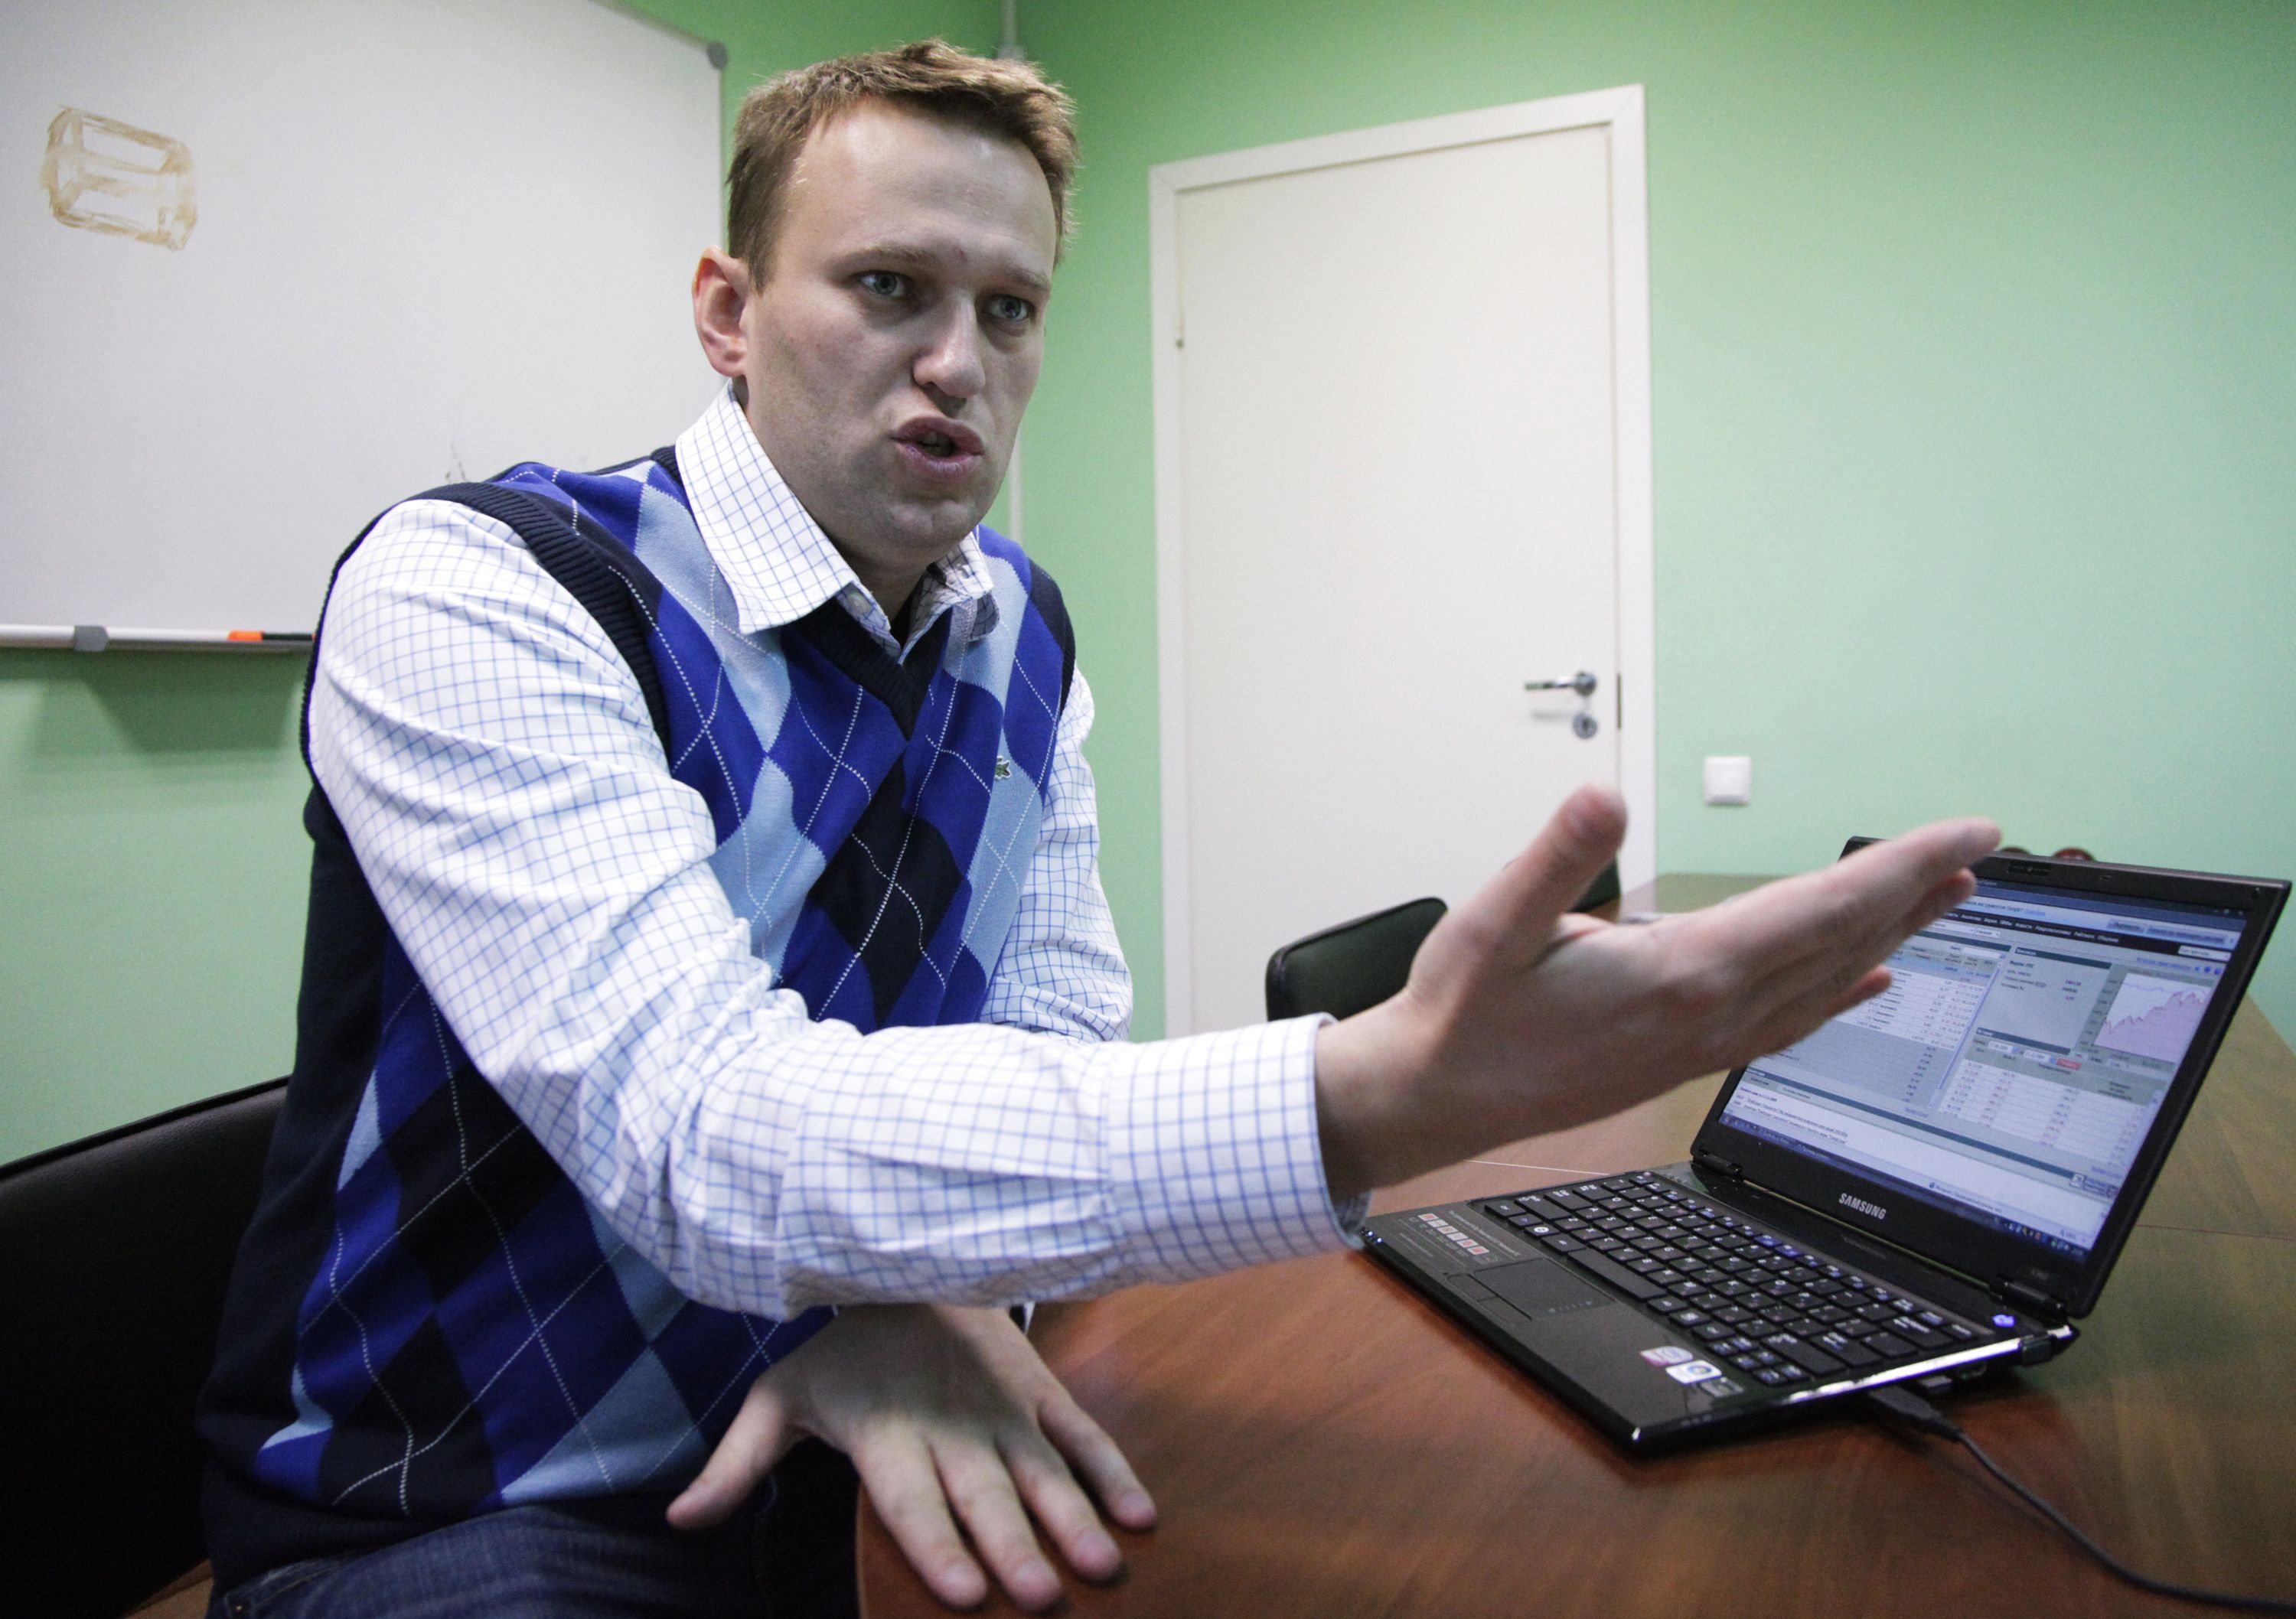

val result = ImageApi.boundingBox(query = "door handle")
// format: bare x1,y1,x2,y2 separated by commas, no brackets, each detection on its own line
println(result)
1526,670,1602,738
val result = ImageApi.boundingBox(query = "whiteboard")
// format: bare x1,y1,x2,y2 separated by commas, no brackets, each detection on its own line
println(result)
2,0,722,639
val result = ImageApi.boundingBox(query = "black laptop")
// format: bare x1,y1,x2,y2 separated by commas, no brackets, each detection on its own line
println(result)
1363,845,2287,1450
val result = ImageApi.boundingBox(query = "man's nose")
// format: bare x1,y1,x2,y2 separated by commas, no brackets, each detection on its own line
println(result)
914,306,986,408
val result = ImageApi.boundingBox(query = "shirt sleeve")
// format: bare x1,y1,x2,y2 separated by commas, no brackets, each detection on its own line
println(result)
310,500,1360,1323
975,672,1133,1044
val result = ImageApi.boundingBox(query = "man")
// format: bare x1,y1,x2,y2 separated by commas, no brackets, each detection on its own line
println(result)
199,38,1996,1619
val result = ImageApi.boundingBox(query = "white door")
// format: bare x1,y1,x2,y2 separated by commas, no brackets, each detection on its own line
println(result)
1152,90,1655,1034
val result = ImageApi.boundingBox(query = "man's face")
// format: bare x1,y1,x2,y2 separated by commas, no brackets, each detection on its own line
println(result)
738,102,1056,604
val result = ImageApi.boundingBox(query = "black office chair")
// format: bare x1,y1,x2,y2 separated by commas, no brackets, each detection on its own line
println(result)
1573,856,1623,914
0,1077,287,1619
1265,897,1448,1021
1262,861,1623,1022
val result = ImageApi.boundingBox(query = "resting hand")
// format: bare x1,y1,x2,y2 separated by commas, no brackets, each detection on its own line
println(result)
1314,785,1999,1195
667,1303,1154,1613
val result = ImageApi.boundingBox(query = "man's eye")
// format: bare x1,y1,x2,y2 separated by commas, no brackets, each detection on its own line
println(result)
986,295,1035,325
858,271,910,298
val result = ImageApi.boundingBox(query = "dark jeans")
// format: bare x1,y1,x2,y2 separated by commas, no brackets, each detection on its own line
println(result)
208,1442,859,1619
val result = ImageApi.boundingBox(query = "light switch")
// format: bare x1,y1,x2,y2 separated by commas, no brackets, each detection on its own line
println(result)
1704,755,1753,806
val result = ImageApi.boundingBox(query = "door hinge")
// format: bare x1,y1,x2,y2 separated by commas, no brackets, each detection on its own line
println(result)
1691,1148,1743,1181
1991,1276,2066,1319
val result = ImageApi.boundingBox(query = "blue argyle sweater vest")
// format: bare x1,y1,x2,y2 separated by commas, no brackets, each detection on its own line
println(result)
199,447,1075,1587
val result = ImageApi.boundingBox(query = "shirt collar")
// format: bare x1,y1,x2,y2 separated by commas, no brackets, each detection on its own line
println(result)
674,386,999,653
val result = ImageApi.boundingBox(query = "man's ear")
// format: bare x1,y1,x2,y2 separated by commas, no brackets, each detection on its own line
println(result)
693,249,752,380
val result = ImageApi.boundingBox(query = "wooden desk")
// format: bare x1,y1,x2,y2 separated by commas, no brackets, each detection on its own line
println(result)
861,876,2296,1617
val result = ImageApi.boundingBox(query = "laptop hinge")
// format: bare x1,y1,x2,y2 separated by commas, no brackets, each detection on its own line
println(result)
1992,1276,2066,1318
1691,1148,1743,1180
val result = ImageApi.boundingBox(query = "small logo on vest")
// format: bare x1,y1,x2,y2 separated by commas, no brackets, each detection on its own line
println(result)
995,756,1012,780
1839,1192,1887,1220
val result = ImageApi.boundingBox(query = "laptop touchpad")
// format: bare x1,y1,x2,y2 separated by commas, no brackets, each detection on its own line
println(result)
1480,1257,1610,1318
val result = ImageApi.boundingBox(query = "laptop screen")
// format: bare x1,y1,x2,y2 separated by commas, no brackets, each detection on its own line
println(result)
1715,876,2248,1257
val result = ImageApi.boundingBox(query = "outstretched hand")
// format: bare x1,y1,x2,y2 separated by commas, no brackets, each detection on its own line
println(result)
1314,786,1999,1196
667,1304,1153,1614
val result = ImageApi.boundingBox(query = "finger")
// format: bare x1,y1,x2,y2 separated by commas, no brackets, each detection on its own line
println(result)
854,1428,992,1611
1725,862,1980,1063
1820,852,1984,963
1848,868,1979,975
1827,965,1893,1018
1805,823,1997,953
1455,784,1628,962
934,1434,1064,1613
667,1376,795,1531
1779,863,1978,1015
1828,819,2001,899
1039,1391,1156,1530
1673,833,1990,1029
999,1430,1124,1582
1719,871,1969,1060
1739,865,1964,1004
1729,965,1895,1066
1692,819,1997,968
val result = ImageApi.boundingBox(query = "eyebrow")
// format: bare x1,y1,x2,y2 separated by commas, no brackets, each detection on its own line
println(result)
850,242,1052,299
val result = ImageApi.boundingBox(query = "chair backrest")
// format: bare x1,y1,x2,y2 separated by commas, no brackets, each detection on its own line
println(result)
1264,857,1619,1023
1572,858,1623,914
1266,897,1448,1021
0,1078,286,1619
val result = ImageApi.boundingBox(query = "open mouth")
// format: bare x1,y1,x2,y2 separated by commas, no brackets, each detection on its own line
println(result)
897,418,985,468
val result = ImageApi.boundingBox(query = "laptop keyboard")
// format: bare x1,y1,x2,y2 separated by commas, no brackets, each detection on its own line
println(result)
1476,1171,1996,1388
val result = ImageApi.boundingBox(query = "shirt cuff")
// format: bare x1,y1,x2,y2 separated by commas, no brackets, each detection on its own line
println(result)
1103,1014,1362,1280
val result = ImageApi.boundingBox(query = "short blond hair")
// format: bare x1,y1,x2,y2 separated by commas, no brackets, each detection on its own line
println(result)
728,39,1079,280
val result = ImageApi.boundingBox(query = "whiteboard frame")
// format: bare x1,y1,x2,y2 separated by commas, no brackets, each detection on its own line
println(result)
2,0,726,652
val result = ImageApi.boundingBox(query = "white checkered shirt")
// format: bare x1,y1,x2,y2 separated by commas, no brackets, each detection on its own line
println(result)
306,389,1360,1321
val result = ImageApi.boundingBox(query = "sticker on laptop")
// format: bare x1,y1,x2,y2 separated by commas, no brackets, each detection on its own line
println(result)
1695,1376,1742,1398
1639,1346,1696,1367
1664,1360,1724,1384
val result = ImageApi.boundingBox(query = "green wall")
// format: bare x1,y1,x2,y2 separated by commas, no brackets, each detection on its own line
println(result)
1,652,311,1161
1011,0,2296,1041
6,0,2291,1161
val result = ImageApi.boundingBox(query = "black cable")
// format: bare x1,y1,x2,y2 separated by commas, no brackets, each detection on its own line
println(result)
1863,1385,2296,1614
